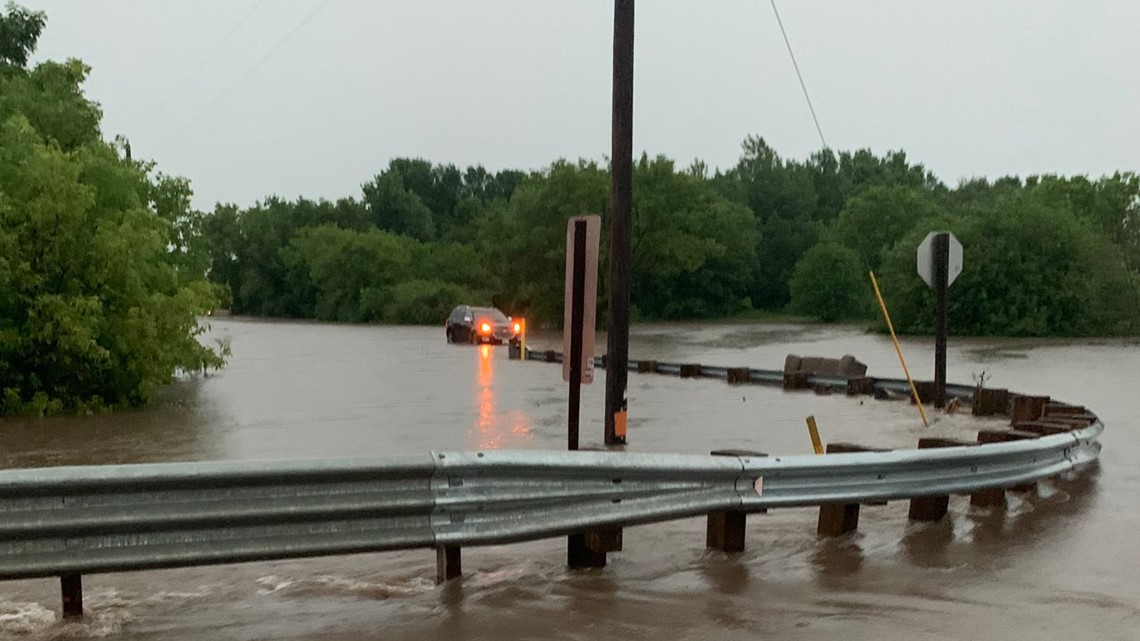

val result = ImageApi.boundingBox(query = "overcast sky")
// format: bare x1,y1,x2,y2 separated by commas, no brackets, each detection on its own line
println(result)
22,1,1140,210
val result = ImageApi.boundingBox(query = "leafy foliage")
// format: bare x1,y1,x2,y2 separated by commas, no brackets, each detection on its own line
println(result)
0,5,225,414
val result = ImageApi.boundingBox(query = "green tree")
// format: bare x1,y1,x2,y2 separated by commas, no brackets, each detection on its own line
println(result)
0,1,43,68
788,242,869,322
833,185,940,273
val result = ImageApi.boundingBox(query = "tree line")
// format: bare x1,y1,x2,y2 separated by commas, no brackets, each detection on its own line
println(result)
3,4,1139,415
201,138,1140,338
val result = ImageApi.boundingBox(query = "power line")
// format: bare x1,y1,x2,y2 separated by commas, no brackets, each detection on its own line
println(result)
768,0,828,150
152,0,271,117
157,0,336,151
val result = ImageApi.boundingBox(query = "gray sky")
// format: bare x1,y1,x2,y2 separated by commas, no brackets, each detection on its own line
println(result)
23,1,1140,210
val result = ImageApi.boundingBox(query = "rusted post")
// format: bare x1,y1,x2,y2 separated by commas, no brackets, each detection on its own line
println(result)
705,450,765,552
908,438,974,521
846,377,876,396
726,367,751,384
817,443,886,536
1010,395,1049,425
435,546,461,584
783,371,811,390
972,387,1010,416
971,430,1039,505
679,364,701,378
61,574,83,619
636,359,657,373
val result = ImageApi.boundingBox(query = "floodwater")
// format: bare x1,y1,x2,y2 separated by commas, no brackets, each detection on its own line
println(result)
0,318,1137,640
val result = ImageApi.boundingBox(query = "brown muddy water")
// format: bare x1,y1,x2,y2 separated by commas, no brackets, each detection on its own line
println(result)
0,319,1136,640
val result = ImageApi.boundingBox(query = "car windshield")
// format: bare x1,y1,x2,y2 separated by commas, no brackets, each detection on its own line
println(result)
471,308,508,323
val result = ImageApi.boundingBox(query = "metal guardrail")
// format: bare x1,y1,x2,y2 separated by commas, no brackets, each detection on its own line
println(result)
0,422,1102,583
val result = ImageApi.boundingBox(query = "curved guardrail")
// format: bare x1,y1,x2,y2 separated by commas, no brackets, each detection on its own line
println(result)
0,422,1102,582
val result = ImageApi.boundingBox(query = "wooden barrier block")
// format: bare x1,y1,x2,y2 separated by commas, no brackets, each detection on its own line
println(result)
1013,421,1070,436
706,511,747,553
679,364,702,378
61,574,83,619
435,546,461,584
910,381,937,405
971,430,1040,501
1044,403,1086,416
783,371,811,390
846,377,876,396
972,388,1010,416
817,443,888,536
908,437,974,522
1011,395,1049,425
637,360,658,373
586,527,623,553
544,350,558,363
726,367,751,384
568,533,607,569
814,384,833,395
706,450,766,551
818,503,861,537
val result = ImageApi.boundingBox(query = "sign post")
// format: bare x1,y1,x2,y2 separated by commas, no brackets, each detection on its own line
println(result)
563,216,601,451
916,231,963,409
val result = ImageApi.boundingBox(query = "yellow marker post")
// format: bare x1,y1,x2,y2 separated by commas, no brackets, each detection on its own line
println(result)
806,415,824,455
519,318,526,356
869,271,930,428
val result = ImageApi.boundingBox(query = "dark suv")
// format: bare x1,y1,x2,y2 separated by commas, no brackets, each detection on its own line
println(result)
445,305,520,345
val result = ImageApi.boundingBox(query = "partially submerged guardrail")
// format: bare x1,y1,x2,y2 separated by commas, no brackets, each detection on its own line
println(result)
0,354,1104,619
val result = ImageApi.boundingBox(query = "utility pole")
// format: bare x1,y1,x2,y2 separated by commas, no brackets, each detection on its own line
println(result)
605,0,634,446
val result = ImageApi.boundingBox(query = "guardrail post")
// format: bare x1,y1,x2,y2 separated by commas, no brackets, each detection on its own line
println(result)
783,371,811,390
61,573,83,619
1011,395,1049,424
544,350,558,363
969,430,1038,506
636,359,657,373
908,438,975,521
726,367,751,384
706,449,766,552
972,388,1010,416
435,546,461,584
679,364,701,378
568,533,607,569
817,443,885,536
846,377,876,396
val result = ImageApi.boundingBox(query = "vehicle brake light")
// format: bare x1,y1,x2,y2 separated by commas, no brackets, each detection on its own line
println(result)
480,322,492,334
513,322,521,333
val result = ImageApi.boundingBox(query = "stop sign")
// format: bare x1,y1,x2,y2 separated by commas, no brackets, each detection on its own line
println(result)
916,231,963,288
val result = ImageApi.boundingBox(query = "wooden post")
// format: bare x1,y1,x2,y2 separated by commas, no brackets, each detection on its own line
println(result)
846,377,876,396
706,450,766,552
568,533,607,568
435,546,461,584
908,437,975,521
586,527,623,553
679,364,701,378
972,388,1010,416
726,367,751,384
783,371,811,390
1011,395,1049,425
817,443,887,536
636,359,657,373
971,430,1039,505
604,0,635,447
61,574,83,619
